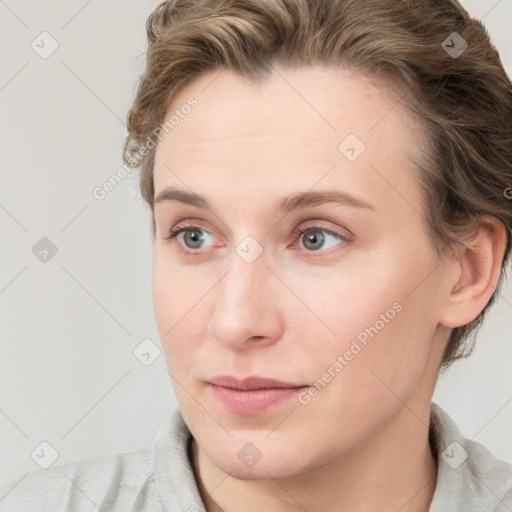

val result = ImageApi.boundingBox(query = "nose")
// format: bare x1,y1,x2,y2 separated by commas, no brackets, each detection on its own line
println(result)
207,247,283,350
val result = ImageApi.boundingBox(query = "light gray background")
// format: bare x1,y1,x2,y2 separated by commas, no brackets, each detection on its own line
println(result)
1,0,511,486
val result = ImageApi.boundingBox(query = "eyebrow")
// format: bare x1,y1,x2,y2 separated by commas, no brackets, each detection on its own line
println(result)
154,187,376,214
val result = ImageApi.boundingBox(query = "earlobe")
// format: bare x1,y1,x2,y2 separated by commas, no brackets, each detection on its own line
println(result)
440,217,507,329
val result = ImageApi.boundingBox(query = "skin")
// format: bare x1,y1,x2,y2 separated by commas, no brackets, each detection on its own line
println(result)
151,65,506,512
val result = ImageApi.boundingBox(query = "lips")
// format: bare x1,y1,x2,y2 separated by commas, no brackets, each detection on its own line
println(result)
207,375,306,390
206,375,309,414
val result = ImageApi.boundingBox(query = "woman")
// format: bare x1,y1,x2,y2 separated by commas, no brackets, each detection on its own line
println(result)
1,0,511,510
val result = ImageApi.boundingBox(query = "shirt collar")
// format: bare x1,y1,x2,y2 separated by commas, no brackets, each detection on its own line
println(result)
151,408,205,512
428,401,512,511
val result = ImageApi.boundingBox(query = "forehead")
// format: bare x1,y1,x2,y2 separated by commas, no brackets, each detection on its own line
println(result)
153,65,425,214
158,66,412,140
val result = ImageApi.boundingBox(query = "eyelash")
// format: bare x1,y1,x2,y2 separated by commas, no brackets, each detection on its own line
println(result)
163,222,349,257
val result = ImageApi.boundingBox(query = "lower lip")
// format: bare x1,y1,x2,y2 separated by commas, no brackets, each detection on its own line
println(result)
208,384,307,414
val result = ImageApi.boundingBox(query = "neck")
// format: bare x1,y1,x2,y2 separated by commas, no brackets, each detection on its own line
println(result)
190,403,438,512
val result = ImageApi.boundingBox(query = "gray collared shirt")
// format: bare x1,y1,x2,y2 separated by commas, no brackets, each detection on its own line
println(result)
1,402,511,511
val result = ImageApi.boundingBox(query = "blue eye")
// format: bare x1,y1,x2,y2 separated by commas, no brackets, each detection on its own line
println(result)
165,225,214,254
293,226,348,252
164,223,349,256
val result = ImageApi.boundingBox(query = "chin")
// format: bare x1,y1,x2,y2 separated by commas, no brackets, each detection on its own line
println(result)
218,456,305,481
204,435,316,481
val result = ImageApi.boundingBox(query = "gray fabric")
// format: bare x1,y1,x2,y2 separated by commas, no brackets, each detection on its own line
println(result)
1,402,511,511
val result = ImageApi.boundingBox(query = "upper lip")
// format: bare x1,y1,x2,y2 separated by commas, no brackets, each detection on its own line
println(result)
207,375,307,390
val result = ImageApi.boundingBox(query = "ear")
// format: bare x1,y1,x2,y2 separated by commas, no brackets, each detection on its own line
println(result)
439,216,508,329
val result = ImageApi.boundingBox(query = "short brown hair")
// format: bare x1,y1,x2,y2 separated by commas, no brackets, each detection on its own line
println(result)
123,0,512,369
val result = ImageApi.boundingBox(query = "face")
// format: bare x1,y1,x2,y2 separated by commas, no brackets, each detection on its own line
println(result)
152,65,449,479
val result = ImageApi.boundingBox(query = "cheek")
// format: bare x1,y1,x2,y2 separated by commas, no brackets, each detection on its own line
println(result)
289,250,440,393
151,252,206,372
288,280,439,449
281,262,405,351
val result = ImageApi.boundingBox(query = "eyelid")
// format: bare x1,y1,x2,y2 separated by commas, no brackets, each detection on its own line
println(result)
292,223,351,241
165,221,208,240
